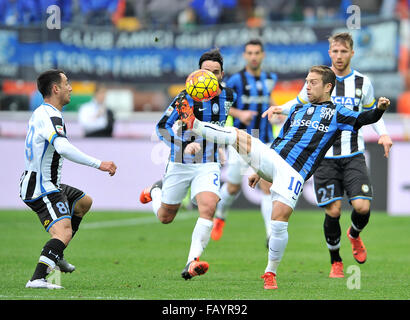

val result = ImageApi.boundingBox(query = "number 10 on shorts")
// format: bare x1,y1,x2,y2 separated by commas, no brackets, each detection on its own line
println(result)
288,177,302,197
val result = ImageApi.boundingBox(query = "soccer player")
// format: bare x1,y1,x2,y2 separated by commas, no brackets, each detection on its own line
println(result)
139,49,237,280
211,39,278,244
21,69,117,289
264,33,393,278
175,65,390,289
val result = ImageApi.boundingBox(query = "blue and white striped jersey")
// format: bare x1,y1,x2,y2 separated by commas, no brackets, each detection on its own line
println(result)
157,87,237,164
226,69,277,143
271,101,367,181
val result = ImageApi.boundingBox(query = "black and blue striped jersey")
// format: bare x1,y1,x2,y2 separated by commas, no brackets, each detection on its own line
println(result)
271,101,370,181
157,87,237,164
296,69,377,158
226,69,277,143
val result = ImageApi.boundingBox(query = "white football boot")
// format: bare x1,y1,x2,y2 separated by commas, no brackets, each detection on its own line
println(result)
25,278,64,289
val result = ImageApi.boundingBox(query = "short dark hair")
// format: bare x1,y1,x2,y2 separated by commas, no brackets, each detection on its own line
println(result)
198,48,223,71
244,38,264,51
309,65,336,93
37,69,66,98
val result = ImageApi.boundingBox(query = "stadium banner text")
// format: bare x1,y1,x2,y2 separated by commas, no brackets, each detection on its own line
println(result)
0,19,399,83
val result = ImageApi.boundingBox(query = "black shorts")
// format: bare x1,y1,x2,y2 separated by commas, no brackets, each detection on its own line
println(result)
25,184,85,231
313,153,372,207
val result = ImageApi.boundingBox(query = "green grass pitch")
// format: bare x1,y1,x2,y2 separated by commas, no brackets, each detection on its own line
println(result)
0,209,409,300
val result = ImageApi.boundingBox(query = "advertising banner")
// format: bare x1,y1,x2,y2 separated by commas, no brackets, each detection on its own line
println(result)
0,19,399,83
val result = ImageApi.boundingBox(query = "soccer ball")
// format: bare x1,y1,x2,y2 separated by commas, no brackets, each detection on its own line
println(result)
185,69,219,102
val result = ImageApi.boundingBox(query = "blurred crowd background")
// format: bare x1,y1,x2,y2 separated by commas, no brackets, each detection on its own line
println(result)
0,0,408,28
0,0,409,135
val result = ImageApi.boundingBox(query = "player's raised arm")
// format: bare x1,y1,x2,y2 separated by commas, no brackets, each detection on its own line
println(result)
262,98,298,120
352,97,390,131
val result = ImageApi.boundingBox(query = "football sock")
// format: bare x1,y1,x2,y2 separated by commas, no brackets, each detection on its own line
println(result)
192,119,237,145
31,238,66,281
324,214,342,263
71,215,82,238
349,209,370,238
151,187,162,218
265,220,288,275
261,194,273,238
187,217,213,264
215,183,239,220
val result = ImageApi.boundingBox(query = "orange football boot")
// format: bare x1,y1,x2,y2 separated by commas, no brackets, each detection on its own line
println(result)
347,227,367,264
139,187,152,204
261,272,278,290
181,257,209,280
211,218,225,241
329,261,344,278
139,180,162,204
175,92,195,129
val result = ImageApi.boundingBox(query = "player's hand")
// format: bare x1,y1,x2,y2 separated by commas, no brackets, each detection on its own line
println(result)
248,173,261,188
377,97,390,111
99,161,117,176
184,142,201,155
378,134,393,158
238,110,257,126
262,106,283,120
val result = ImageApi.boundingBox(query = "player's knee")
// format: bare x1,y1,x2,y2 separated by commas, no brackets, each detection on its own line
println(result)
352,200,370,215
199,203,217,219
157,207,177,224
325,202,342,217
158,215,175,224
74,195,93,217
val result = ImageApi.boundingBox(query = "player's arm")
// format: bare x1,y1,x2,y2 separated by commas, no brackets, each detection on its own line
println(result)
370,115,393,158
228,107,257,126
53,137,117,176
363,82,393,158
44,113,116,175
263,83,308,119
356,97,390,128
338,97,390,132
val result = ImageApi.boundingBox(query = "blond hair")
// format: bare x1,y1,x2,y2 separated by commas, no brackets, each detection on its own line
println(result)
328,32,354,50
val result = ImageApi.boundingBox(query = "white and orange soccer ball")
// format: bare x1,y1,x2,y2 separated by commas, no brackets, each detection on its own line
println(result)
185,69,219,102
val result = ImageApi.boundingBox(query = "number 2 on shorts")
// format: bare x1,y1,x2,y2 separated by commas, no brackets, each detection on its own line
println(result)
213,173,219,186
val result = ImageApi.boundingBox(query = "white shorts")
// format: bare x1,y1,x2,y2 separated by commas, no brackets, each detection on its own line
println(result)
226,145,249,185
226,142,273,185
161,162,221,205
248,138,305,210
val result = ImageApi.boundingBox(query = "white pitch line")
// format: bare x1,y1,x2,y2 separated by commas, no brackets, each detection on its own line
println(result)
81,211,196,230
